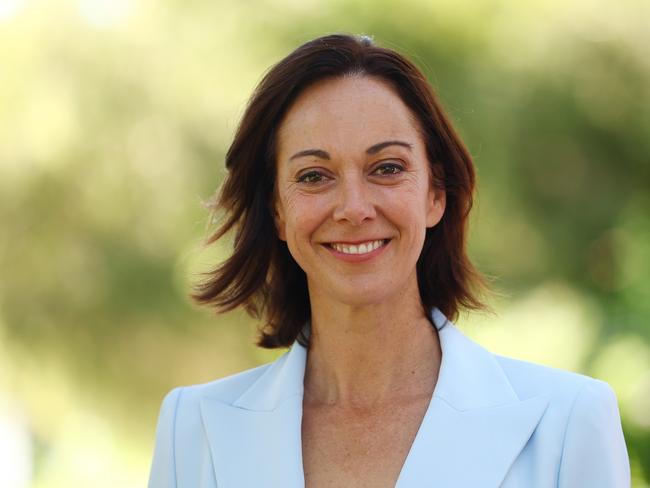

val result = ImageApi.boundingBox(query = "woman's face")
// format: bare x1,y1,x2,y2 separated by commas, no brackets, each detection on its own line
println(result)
274,75,445,307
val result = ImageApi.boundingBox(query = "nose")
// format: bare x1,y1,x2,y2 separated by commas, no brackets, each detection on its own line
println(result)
332,173,376,225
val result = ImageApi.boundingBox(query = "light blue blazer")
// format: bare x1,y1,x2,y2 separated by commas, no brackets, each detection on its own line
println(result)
148,308,631,487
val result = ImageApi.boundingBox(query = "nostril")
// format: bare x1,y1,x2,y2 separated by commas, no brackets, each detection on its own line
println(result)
333,195,377,224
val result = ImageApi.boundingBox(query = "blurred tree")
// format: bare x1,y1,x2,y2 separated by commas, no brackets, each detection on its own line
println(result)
0,0,647,485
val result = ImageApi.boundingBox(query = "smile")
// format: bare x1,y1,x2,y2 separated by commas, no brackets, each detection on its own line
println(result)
328,239,389,255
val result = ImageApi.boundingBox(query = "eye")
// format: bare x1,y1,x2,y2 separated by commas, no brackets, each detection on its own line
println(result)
373,161,405,176
296,170,327,184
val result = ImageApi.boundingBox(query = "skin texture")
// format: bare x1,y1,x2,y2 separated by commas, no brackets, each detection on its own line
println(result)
274,75,446,487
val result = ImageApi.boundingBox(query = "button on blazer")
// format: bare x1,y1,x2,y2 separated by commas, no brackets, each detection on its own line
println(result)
148,308,631,487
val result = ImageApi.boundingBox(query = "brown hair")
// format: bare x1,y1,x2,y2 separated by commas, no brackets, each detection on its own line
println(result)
191,33,489,348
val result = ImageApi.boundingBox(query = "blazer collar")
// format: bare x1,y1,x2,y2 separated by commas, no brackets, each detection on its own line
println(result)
200,308,549,487
231,307,518,412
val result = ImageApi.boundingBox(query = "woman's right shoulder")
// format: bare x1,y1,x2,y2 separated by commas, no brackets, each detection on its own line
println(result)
159,361,274,412
148,362,277,487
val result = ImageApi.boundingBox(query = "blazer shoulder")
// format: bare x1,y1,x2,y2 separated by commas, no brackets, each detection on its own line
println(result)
148,361,277,487
492,354,630,486
175,361,274,407
493,353,616,404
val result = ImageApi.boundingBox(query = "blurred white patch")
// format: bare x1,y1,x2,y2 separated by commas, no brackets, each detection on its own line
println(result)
0,397,33,488
0,0,24,22
77,0,134,27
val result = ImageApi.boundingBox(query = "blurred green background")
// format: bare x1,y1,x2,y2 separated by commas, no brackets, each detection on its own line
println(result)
0,0,648,486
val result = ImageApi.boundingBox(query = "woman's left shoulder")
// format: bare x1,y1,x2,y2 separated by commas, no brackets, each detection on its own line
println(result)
491,354,631,487
493,353,619,408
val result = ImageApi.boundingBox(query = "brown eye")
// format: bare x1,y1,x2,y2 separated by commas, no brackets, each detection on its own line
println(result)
373,162,404,176
297,171,326,184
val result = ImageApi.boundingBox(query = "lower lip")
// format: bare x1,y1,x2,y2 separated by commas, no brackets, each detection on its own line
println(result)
323,240,390,263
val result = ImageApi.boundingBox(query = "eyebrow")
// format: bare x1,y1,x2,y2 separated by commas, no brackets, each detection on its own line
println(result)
288,140,413,162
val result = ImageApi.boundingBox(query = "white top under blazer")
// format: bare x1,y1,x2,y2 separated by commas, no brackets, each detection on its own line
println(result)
148,307,631,487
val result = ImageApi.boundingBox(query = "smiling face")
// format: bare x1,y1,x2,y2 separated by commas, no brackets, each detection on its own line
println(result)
273,75,446,308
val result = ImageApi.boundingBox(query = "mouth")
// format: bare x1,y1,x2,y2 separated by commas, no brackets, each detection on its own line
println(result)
325,239,390,256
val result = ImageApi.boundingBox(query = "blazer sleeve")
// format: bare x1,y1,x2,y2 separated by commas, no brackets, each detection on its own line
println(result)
148,387,183,488
557,379,631,488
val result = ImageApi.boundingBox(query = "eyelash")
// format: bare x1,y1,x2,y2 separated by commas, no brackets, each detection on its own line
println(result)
296,170,327,184
295,161,405,184
373,162,405,176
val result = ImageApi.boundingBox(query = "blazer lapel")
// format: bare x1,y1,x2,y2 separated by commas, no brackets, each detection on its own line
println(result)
200,342,307,487
199,308,550,487
395,309,550,487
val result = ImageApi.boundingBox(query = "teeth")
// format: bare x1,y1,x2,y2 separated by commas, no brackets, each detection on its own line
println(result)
331,239,386,255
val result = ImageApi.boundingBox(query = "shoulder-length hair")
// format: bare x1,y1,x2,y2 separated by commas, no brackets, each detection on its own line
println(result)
191,33,489,348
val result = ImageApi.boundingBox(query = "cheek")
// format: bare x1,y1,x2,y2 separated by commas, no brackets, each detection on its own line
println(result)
383,185,430,223
282,193,330,241
276,190,301,235
281,202,328,273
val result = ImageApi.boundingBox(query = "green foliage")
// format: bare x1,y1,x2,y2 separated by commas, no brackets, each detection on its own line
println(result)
0,0,648,485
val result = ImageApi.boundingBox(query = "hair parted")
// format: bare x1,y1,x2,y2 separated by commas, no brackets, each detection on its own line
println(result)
191,33,490,349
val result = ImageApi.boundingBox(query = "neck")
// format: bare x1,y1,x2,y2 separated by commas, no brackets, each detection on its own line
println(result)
303,279,442,409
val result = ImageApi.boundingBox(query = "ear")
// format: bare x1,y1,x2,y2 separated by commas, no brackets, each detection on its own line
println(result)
425,183,446,228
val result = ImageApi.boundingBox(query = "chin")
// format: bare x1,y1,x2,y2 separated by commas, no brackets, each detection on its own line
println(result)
323,280,400,308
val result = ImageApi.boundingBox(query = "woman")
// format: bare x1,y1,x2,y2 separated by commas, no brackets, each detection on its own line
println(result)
148,34,630,487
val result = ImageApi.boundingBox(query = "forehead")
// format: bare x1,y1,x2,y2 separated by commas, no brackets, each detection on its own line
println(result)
276,75,423,157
